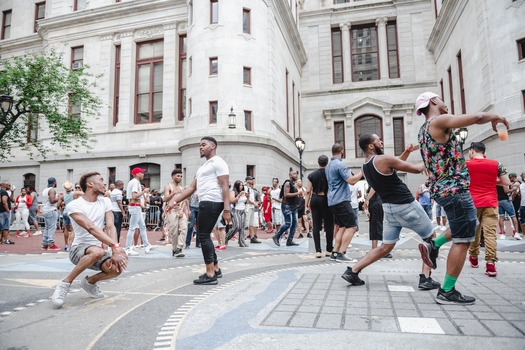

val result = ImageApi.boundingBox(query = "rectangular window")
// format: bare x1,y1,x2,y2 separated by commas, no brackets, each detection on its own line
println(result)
386,21,399,78
286,69,289,132
1,10,12,40
457,51,466,114
136,40,164,124
243,67,251,85
246,165,255,178
34,2,45,33
331,28,343,83
71,46,84,69
244,110,252,131
522,90,525,113
74,0,87,11
447,66,455,114
209,57,218,75
298,92,301,137
113,45,121,126
393,118,405,156
517,37,525,60
27,114,39,143
351,24,379,81
334,121,345,159
179,35,187,121
210,0,218,24
334,0,351,3
68,94,81,129
243,8,251,34
209,101,218,124
108,167,116,185
67,169,74,180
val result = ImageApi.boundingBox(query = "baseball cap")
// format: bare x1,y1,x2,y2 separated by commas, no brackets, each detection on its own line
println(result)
47,177,57,185
131,167,146,176
415,92,439,116
245,176,255,181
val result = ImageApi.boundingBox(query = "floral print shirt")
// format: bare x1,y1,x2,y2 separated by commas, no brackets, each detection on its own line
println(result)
418,119,470,198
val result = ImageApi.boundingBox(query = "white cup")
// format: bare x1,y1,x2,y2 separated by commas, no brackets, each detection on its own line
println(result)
495,123,508,141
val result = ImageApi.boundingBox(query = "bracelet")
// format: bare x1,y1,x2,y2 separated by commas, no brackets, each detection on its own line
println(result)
112,243,120,249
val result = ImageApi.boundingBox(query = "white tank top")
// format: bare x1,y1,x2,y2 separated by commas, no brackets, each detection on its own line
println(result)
42,187,57,213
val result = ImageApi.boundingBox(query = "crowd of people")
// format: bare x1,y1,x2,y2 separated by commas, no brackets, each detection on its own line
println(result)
1,91,525,309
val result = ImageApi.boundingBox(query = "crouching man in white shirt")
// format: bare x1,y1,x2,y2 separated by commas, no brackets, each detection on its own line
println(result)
51,172,128,308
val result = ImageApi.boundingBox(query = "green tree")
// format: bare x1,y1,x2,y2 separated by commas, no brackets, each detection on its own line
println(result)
0,49,102,162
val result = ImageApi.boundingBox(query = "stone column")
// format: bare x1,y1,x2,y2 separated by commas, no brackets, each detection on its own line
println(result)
115,31,134,131
340,22,351,82
161,23,177,127
376,17,389,80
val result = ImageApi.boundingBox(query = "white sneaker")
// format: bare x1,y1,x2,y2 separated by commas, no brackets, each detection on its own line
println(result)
52,281,71,308
80,276,104,299
33,230,42,236
145,244,154,253
355,232,360,237
498,234,506,240
514,233,522,240
125,247,139,256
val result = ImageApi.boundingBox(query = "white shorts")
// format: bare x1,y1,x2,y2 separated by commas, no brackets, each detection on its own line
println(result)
246,207,259,227
272,208,284,226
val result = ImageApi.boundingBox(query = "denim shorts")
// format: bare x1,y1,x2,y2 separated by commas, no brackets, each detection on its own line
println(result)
382,200,433,244
0,212,10,230
435,204,445,217
63,213,71,226
498,199,516,217
435,192,477,243
69,244,111,271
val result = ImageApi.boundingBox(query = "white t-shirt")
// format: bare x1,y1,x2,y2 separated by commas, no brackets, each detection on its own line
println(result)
196,156,229,202
110,188,123,212
127,178,141,200
68,196,113,247
270,187,282,210
233,191,247,211
245,186,256,209
520,183,525,207
349,184,359,209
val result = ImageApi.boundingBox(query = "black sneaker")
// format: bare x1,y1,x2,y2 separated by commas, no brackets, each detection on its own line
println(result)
307,233,312,238
173,248,185,257
286,241,299,246
419,239,439,269
330,252,338,261
341,267,365,286
298,233,304,239
435,287,475,305
250,237,261,244
335,253,356,263
3,240,15,245
193,273,218,285
418,274,441,290
272,235,280,246
215,268,223,278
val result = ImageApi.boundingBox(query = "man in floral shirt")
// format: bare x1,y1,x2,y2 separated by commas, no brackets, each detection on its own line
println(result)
416,92,509,306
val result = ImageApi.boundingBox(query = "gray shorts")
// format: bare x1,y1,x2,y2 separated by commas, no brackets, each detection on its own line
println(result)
382,200,434,244
69,243,111,271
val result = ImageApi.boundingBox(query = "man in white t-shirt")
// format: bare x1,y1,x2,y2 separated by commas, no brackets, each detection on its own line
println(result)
51,172,128,309
165,136,230,285
349,183,361,236
125,168,153,255
270,178,283,232
110,180,126,243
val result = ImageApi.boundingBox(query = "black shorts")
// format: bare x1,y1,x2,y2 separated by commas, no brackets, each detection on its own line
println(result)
368,203,384,241
329,201,357,228
298,207,305,217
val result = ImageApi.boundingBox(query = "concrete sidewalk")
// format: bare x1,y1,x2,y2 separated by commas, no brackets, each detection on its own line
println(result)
171,257,525,349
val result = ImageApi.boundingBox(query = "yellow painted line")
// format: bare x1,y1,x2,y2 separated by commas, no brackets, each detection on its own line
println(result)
4,278,58,288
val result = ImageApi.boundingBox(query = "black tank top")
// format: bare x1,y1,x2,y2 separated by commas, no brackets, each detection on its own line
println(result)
362,156,414,204
307,168,328,194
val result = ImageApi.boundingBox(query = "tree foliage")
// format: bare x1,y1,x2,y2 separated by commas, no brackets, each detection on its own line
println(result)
0,49,102,162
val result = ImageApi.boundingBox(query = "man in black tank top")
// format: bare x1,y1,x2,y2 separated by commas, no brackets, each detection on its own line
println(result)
305,155,334,257
342,134,443,291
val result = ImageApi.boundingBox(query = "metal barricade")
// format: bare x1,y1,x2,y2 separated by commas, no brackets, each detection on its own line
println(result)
121,205,163,231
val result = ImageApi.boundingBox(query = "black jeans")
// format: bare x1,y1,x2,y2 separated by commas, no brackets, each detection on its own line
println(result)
113,211,123,243
310,194,334,253
197,201,223,265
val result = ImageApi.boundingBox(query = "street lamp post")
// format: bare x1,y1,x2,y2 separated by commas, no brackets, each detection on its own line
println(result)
0,94,14,134
454,127,468,147
294,137,305,180
228,107,236,129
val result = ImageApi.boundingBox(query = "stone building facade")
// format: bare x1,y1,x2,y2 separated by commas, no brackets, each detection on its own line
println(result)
1,0,524,194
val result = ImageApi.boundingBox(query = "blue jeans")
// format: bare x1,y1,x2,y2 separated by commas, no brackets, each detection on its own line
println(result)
113,211,123,242
421,204,432,219
435,192,477,243
0,212,10,230
126,206,150,248
275,204,298,242
43,210,58,245
186,207,200,247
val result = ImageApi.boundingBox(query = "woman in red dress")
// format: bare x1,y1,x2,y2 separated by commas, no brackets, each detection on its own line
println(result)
262,187,273,233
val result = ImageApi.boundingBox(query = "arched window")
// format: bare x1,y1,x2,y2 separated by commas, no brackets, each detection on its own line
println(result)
23,173,36,189
354,115,383,158
129,163,161,191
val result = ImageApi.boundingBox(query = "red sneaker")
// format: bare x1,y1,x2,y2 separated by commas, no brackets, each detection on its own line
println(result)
217,246,226,251
48,244,60,251
41,245,48,250
486,263,497,277
469,255,479,268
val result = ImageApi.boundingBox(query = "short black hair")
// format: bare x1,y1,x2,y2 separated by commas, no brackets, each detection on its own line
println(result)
171,168,183,177
470,142,486,154
201,136,217,146
331,143,343,155
359,134,375,152
79,172,100,192
318,155,329,167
